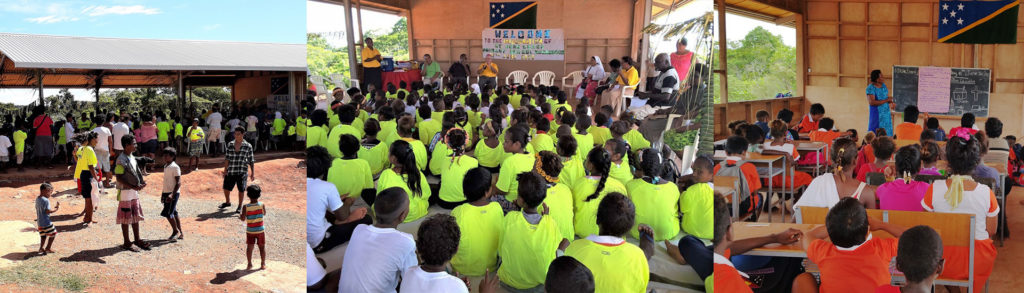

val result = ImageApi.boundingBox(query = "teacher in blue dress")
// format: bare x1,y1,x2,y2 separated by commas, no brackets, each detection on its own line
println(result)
866,69,894,136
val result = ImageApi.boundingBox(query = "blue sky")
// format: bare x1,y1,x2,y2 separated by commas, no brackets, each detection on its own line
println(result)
0,0,306,105
0,0,305,43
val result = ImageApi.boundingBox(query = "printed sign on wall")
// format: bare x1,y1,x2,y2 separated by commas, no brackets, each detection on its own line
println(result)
481,28,564,61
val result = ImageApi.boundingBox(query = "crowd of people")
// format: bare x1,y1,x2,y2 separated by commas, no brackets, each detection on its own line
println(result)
716,94,1020,291
304,67,713,292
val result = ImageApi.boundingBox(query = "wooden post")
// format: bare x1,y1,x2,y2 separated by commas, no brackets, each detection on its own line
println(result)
178,71,184,116
356,0,364,41
343,0,359,81
638,0,653,92
37,71,44,105
716,0,728,104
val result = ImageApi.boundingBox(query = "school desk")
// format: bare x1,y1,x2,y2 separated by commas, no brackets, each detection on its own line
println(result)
714,151,791,222
796,141,827,176
714,175,738,218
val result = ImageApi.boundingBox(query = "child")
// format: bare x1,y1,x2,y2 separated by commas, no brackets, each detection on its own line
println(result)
436,128,479,209
572,148,628,238
808,117,843,147
496,172,568,291
927,117,946,142
161,147,184,240
378,140,432,223
399,214,470,293
114,135,150,251
763,120,814,190
530,118,556,153
708,195,752,292
495,125,536,208
893,105,923,141
395,116,427,170
545,256,594,293
772,108,797,141
327,134,374,202
604,138,633,184
627,148,681,241
856,136,896,183
678,155,714,240
186,118,204,171
565,192,652,292
74,132,99,224
535,151,575,242
557,135,586,192
574,109,595,158
417,105,441,145
339,187,418,292
474,120,508,175
450,167,503,276
589,112,612,147
876,146,929,211
357,118,388,176
36,182,59,254
948,114,979,140
792,197,906,293
876,225,944,292
13,123,27,171
240,185,266,270
796,103,825,133
754,110,770,135
714,136,762,219
326,105,362,159
0,129,11,173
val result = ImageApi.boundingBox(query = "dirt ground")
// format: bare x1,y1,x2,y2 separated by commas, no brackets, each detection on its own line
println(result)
0,156,305,292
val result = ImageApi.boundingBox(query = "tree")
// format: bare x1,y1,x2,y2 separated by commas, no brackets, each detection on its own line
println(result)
712,26,796,103
306,17,410,90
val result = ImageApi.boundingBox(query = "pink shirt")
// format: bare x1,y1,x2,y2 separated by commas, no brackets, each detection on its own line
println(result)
876,179,929,211
139,123,158,142
670,51,693,82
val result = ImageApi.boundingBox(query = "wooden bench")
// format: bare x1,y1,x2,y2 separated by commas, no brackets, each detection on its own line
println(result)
799,206,980,292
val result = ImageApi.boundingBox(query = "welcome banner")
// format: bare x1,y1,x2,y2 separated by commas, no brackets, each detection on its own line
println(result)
481,28,564,61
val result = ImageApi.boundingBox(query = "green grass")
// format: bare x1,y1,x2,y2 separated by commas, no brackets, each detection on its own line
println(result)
0,261,90,291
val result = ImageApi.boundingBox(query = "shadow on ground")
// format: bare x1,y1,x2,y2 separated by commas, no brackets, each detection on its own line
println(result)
58,239,176,264
210,269,258,284
196,209,237,222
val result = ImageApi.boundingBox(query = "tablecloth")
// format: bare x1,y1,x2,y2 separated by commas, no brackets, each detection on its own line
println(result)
382,69,421,91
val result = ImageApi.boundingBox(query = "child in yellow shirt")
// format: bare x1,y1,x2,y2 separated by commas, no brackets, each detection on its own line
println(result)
450,167,503,276
565,192,653,293
497,172,569,291
536,151,576,242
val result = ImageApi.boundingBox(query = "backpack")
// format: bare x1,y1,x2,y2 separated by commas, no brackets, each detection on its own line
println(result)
715,160,752,205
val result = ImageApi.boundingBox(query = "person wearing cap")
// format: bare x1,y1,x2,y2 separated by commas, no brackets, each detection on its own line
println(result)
477,54,499,90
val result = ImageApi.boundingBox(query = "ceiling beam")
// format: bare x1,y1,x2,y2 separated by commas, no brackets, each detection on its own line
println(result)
653,1,670,9
752,0,802,14
775,14,797,25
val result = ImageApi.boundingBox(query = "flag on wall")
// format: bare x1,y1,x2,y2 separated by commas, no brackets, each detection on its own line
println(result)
489,2,537,29
938,0,1019,44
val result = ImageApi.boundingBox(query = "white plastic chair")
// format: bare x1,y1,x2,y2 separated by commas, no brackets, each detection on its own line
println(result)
561,70,584,91
309,75,330,96
532,71,556,86
505,70,529,86
329,73,349,90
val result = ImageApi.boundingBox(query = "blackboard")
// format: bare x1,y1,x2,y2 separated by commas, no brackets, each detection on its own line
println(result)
892,65,991,117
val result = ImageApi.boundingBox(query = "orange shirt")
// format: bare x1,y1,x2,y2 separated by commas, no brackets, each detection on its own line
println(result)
714,159,762,196
809,130,842,148
713,263,753,293
796,114,818,133
893,122,923,141
807,236,898,293
875,285,901,292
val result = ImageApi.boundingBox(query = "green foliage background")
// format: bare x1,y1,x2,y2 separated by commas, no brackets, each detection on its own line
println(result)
712,26,795,103
307,18,410,89
0,87,231,124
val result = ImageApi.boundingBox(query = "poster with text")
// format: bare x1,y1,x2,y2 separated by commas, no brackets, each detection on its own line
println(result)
917,66,952,113
482,29,564,61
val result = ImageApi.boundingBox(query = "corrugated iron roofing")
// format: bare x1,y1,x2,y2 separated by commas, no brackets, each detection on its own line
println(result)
0,33,306,72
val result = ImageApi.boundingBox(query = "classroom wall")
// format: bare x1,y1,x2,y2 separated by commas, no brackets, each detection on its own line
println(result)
409,0,637,83
803,0,1024,137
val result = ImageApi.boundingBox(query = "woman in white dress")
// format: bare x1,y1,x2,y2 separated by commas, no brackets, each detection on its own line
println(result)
794,137,877,221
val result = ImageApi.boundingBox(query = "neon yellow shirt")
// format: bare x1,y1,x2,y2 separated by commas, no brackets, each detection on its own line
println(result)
418,119,442,147
451,202,503,276
306,125,329,149
357,142,389,175
328,113,340,130
558,156,586,192
624,129,651,151
157,121,171,142
437,154,479,203
403,138,429,171
571,176,627,238
679,182,714,239
496,153,536,202
589,126,612,147
57,126,67,145
74,146,97,179
543,183,575,241
174,123,184,137
553,103,572,115
565,239,650,293
272,118,286,135
327,124,361,158
609,161,634,185
287,125,296,136
296,117,307,137
13,130,27,154
430,111,446,123
573,133,595,158
530,133,556,154
376,169,432,223
497,211,562,289
327,158,373,198
510,94,523,108
474,139,508,168
627,179,681,241
187,127,205,142
378,120,398,146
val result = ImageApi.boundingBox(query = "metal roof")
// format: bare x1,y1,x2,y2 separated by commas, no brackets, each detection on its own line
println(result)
0,33,307,72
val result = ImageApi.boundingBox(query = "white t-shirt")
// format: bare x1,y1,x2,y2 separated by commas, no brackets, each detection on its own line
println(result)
307,243,328,286
112,122,130,150
398,266,469,293
227,119,240,132
162,162,181,193
92,126,112,152
923,180,999,240
246,116,259,132
0,135,11,156
207,112,223,129
339,225,418,293
762,143,799,160
63,122,74,142
307,178,343,247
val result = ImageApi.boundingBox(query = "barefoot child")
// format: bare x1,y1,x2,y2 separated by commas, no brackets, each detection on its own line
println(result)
36,182,59,254
115,135,150,251
240,185,266,270
161,147,184,240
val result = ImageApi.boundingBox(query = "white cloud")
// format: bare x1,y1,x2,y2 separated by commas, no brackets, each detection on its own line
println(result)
203,24,221,31
82,5,160,16
25,15,79,24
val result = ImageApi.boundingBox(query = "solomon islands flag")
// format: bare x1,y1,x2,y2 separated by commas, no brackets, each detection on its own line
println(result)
938,0,1019,44
489,2,537,29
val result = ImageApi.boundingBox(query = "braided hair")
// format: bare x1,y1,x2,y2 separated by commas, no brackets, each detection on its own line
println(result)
445,127,469,163
585,147,612,202
389,140,423,197
639,148,666,184
536,150,563,183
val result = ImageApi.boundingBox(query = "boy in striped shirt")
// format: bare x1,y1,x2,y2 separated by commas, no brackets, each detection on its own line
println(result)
240,184,266,270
